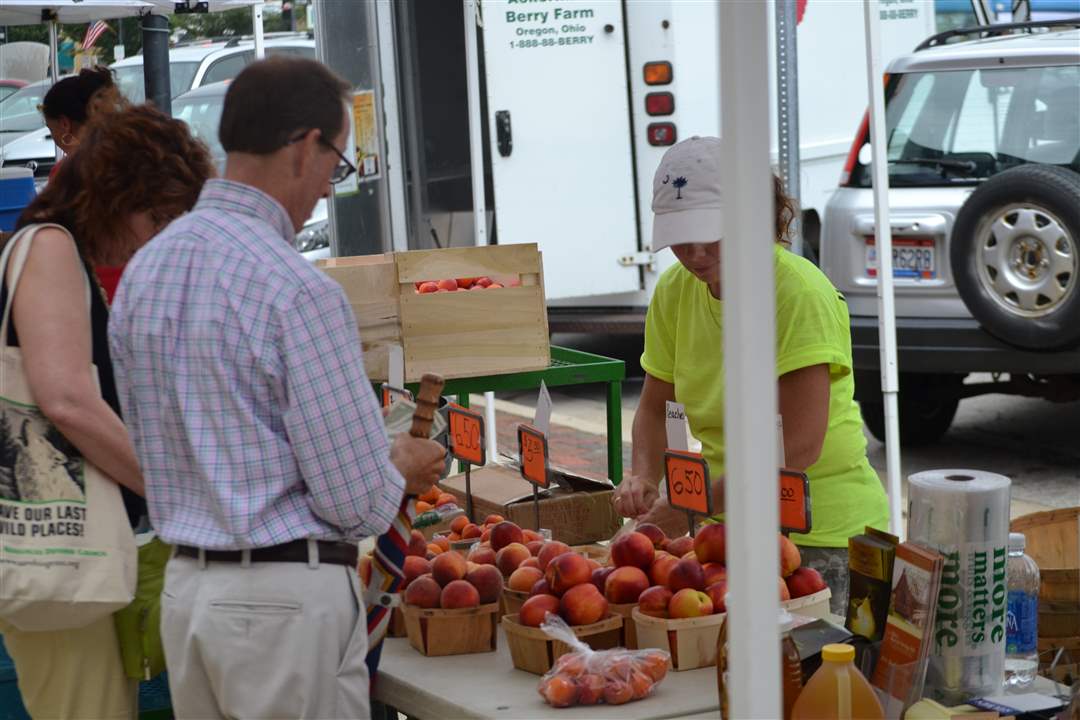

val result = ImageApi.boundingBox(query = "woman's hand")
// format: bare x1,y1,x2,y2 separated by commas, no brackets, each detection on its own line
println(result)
637,497,691,539
613,475,660,519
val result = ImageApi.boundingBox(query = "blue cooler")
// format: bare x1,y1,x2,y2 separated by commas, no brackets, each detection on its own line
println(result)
0,167,36,233
0,635,30,720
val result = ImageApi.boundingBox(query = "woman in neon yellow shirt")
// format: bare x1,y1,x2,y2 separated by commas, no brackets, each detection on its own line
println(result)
613,137,889,613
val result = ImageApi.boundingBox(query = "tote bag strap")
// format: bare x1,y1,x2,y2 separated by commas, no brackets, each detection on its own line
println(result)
0,223,92,350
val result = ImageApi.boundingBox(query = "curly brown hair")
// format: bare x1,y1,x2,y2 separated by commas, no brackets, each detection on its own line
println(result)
17,104,214,265
773,173,798,245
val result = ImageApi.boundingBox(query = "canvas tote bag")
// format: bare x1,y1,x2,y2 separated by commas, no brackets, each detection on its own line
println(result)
0,224,136,631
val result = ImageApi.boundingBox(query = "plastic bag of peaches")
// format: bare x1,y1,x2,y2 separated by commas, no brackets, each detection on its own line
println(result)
537,614,671,708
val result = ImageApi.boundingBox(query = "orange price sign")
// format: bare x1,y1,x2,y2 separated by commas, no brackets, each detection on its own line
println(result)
664,450,711,516
447,404,485,466
517,424,549,488
779,469,812,534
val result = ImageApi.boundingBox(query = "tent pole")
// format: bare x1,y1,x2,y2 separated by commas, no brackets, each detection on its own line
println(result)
862,0,903,537
47,19,59,81
252,2,265,59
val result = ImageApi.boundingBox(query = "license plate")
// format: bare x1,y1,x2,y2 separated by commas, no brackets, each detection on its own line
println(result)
865,239,936,279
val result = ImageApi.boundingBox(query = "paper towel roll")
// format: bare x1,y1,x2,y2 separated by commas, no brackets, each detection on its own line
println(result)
907,469,1011,704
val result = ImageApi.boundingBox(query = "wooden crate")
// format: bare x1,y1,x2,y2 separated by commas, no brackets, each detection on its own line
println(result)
632,608,725,671
610,602,638,649
1011,508,1079,605
1039,601,1080,637
318,244,550,382
782,587,832,620
571,543,610,564
501,613,623,675
402,602,499,657
502,587,529,618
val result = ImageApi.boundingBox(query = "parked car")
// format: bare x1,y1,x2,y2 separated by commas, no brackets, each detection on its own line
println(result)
0,36,316,192
0,79,27,104
0,80,53,185
172,81,329,261
820,20,1080,444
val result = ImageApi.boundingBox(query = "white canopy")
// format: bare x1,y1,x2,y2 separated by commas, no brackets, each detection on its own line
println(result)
0,0,262,26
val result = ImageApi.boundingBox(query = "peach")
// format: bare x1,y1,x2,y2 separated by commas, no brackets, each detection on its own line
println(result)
545,552,592,594
436,278,458,292
668,588,714,618
495,542,531,577
404,576,441,608
462,523,483,540
586,558,601,572
703,563,727,587
638,585,673,618
480,527,492,543
447,532,461,542
539,673,578,708
465,564,503,604
560,583,609,626
433,535,452,553
522,529,544,544
576,673,605,705
629,669,654,700
474,276,493,288
508,566,544,592
526,540,544,556
403,556,432,585
649,554,679,588
468,545,496,566
636,651,670,682
435,493,457,507
417,281,439,294
668,557,706,592
604,566,650,604
490,521,525,551
414,500,433,513
705,580,728,613
426,543,444,556
611,532,655,570
450,516,469,535
519,556,541,570
779,534,802,578
440,579,480,609
537,541,572,571
530,578,552,597
590,566,615,594
666,535,695,558
483,513,505,525
487,282,504,289
636,523,668,549
693,522,726,564
431,551,467,587
418,486,441,505
407,530,427,558
780,576,792,602
519,593,560,627
785,566,827,599
603,680,634,705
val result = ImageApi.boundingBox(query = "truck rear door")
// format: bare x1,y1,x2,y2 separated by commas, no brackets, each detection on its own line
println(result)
482,1,641,300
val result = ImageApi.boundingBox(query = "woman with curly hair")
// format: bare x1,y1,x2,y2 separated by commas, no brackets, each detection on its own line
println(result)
0,104,213,719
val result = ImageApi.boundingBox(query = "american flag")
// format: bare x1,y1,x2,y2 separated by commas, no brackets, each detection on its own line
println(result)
83,21,111,50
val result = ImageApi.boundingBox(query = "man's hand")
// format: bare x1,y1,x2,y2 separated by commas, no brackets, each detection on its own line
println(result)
391,434,446,497
637,496,690,539
613,475,660,519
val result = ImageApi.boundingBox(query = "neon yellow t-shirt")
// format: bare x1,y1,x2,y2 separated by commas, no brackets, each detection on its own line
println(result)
641,244,889,548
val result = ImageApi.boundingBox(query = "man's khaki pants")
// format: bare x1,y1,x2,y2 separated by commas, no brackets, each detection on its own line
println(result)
161,547,370,719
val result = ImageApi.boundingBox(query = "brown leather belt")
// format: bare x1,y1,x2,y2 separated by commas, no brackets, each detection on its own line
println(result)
176,539,358,567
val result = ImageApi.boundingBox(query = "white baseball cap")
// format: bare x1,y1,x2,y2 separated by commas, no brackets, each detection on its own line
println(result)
650,136,724,252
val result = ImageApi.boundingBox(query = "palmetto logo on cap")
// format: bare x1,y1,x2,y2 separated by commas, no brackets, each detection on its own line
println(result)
661,174,689,199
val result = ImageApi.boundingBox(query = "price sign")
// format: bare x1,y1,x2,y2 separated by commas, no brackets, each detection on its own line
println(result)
517,424,549,488
664,450,711,516
779,469,812,534
447,404,485,466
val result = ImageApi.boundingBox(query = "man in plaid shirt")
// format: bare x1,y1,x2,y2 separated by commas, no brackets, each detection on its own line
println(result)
109,58,445,719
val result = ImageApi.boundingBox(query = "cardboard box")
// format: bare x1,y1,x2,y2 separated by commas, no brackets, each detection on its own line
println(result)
439,462,621,546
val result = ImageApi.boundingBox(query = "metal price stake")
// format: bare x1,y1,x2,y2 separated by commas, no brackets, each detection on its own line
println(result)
447,402,486,521
517,423,549,531
664,449,712,537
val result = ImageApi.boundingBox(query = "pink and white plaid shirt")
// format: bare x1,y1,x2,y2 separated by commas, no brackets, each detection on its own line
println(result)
109,179,404,549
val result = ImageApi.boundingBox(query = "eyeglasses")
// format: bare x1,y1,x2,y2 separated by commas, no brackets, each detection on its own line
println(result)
286,132,357,185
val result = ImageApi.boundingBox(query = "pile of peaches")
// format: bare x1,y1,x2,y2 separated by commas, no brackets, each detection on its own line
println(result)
598,522,828,619
413,277,520,293
412,486,460,516
538,646,670,708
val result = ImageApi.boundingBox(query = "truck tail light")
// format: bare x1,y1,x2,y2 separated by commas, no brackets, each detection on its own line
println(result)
840,111,870,186
644,61,672,85
647,123,676,146
645,92,674,116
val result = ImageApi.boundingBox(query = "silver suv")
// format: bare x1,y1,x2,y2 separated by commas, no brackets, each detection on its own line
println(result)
821,21,1080,444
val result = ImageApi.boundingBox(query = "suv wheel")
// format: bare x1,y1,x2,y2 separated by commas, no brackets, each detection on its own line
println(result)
951,165,1080,350
857,371,962,446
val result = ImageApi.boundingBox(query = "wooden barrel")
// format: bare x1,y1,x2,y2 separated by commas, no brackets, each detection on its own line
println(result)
1012,507,1079,680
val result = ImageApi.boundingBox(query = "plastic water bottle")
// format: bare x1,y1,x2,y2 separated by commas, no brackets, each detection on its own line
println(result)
1004,532,1039,691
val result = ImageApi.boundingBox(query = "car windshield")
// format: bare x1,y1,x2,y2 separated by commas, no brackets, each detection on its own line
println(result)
0,82,49,133
173,91,225,172
113,61,200,102
851,64,1080,187
0,86,21,103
